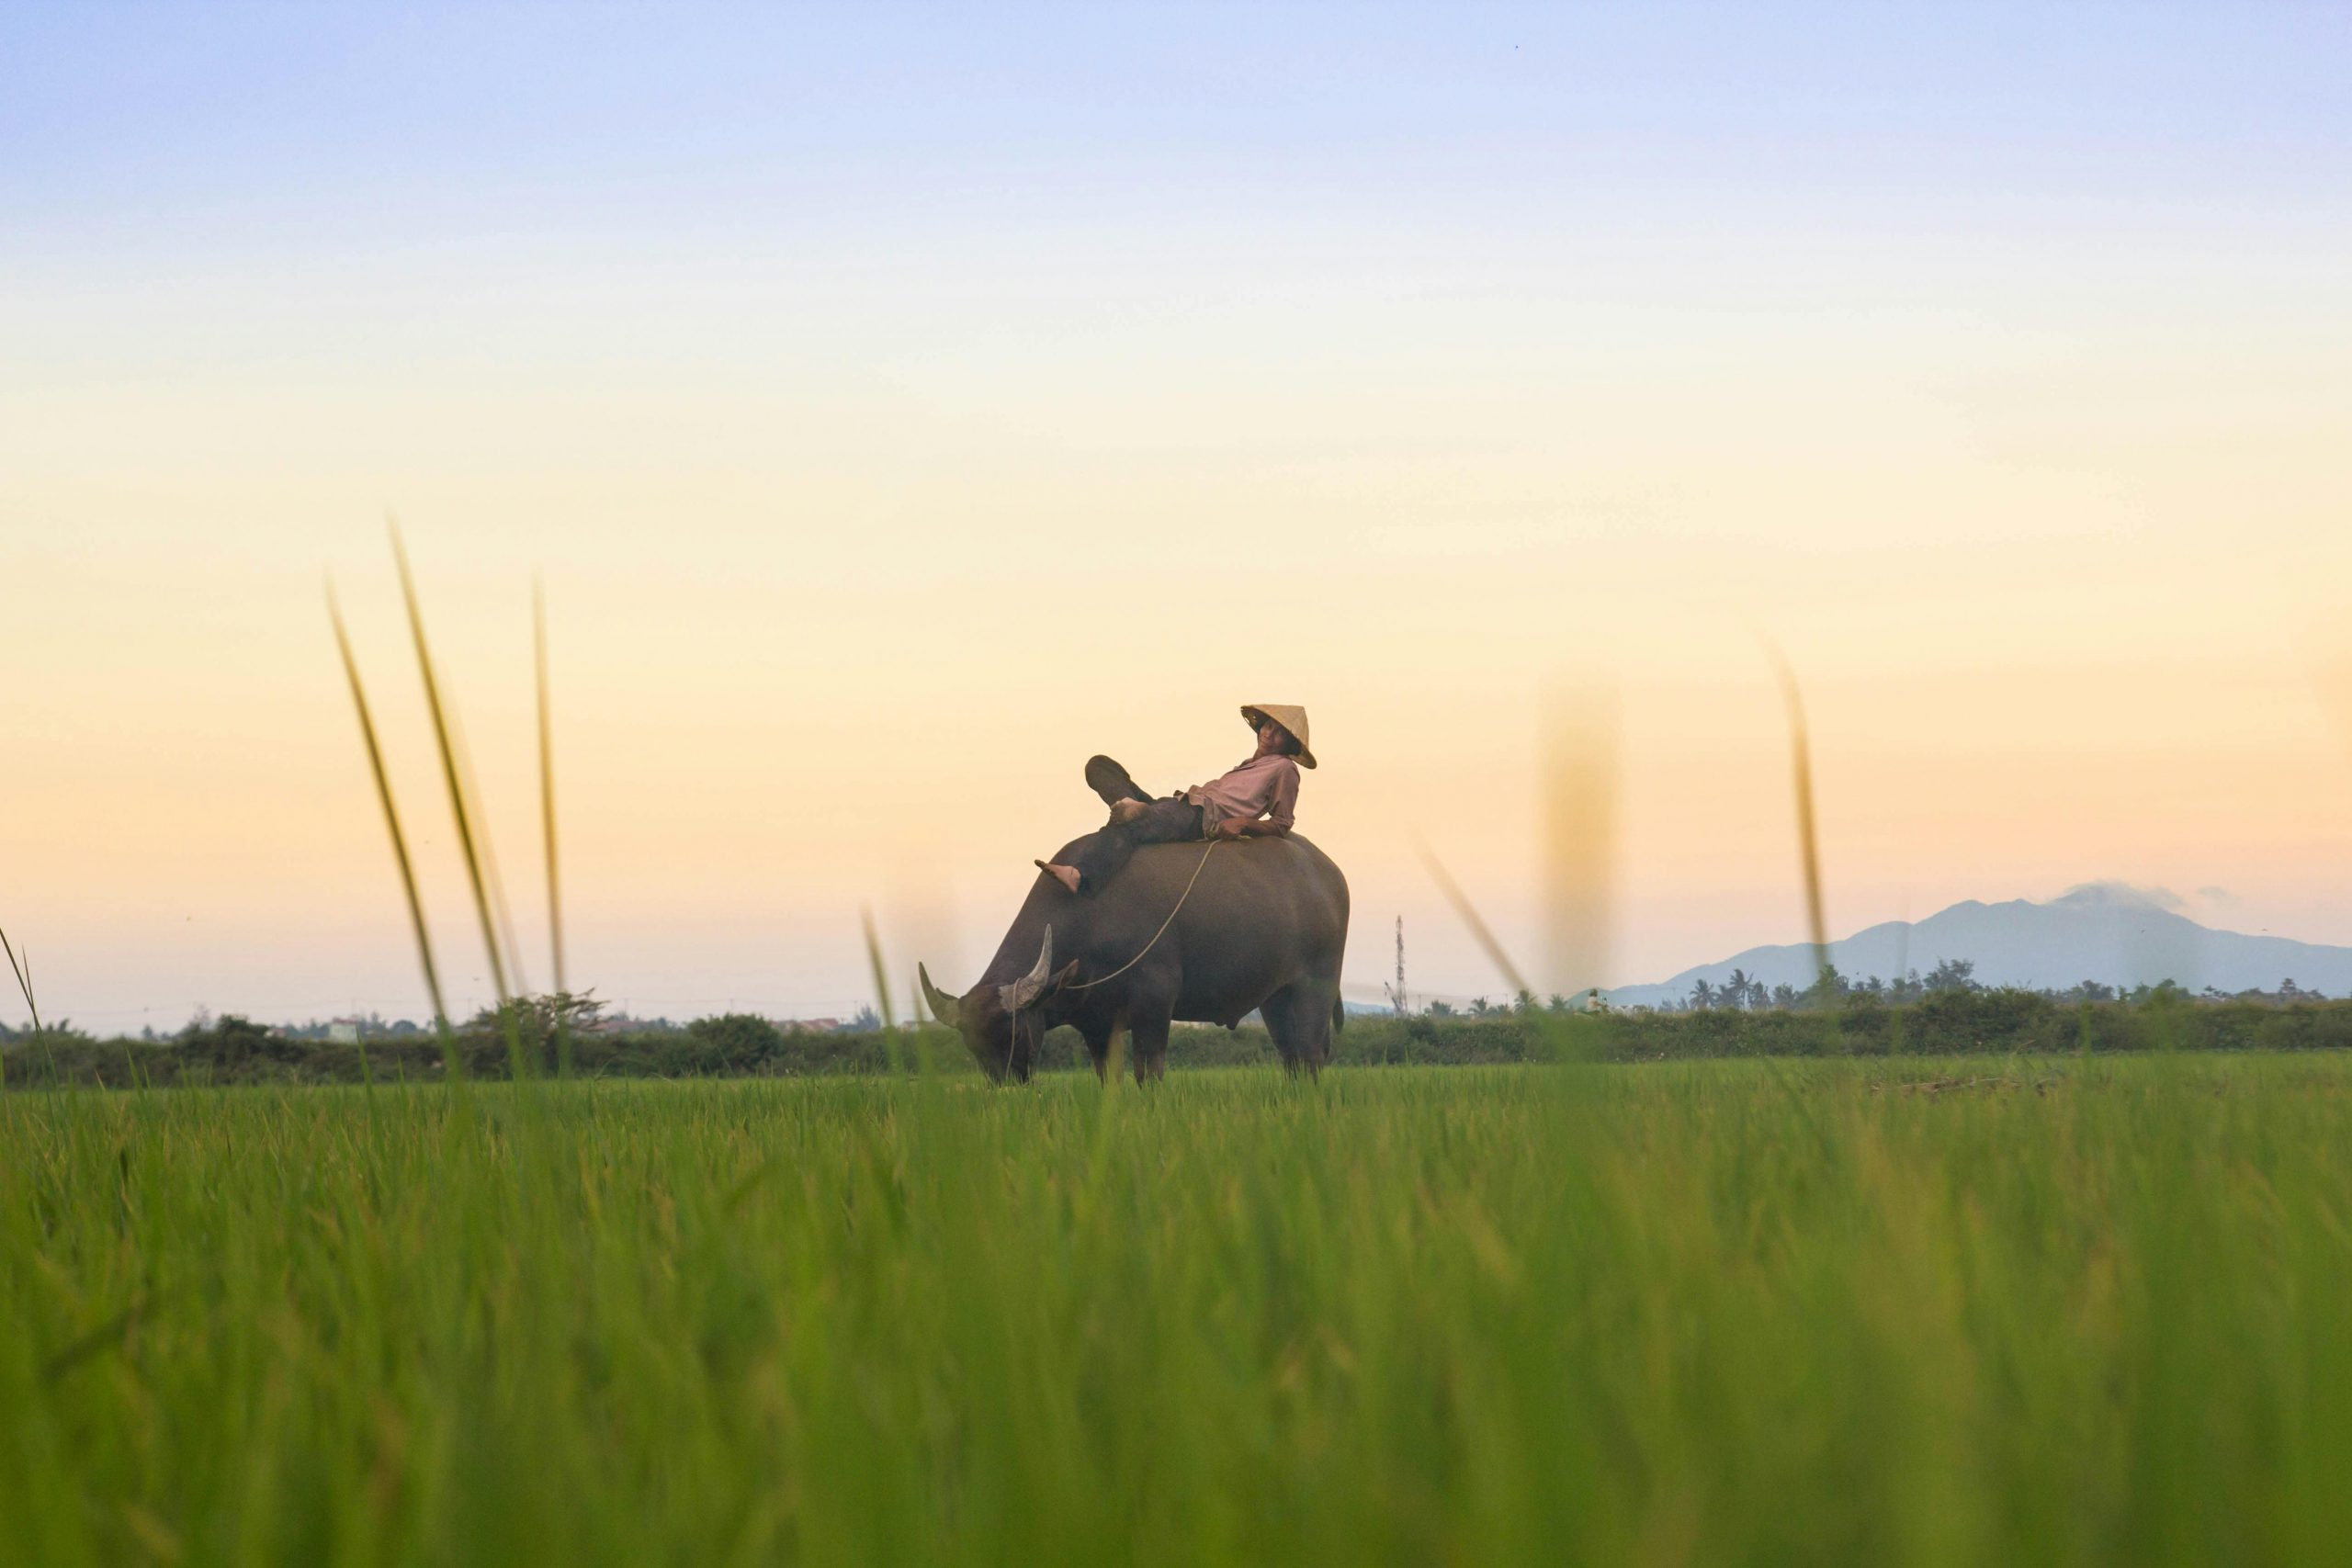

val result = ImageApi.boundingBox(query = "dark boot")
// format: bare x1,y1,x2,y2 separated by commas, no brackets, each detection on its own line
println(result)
1084,754,1148,808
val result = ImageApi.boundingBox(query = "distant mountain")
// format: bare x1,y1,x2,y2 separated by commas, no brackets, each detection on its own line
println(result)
1607,885,2352,1010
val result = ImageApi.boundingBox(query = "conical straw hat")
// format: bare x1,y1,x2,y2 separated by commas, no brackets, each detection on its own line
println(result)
1240,704,1316,769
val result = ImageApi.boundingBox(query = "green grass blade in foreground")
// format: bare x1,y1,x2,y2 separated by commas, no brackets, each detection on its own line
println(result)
326,583,452,1043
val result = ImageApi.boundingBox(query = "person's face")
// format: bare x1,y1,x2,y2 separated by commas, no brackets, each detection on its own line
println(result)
1254,718,1285,758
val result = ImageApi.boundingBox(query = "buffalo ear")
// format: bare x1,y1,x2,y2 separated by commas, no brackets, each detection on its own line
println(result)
918,964,961,1027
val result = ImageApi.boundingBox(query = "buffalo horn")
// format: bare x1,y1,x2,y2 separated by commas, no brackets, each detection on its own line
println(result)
999,927,1055,1011
917,964,961,1027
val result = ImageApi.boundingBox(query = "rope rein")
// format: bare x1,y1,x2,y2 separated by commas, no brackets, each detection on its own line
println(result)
1067,838,1220,990
1006,838,1221,1054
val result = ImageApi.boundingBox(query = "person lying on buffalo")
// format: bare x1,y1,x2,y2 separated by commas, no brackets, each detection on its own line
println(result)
1035,704,1314,897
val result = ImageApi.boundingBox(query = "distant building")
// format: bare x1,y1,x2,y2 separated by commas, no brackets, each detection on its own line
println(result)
327,1021,361,1044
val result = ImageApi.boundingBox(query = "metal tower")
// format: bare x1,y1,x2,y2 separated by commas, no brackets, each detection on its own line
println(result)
1382,916,1408,1016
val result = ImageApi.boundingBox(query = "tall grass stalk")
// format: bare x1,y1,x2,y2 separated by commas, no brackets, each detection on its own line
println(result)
327,588,450,1031
0,923,48,1089
452,715,532,998
328,584,460,1084
534,578,570,1077
384,527,536,1086
2,926,40,1035
389,524,511,1007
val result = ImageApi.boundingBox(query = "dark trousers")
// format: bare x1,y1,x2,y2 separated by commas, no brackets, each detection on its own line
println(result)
1067,799,1204,894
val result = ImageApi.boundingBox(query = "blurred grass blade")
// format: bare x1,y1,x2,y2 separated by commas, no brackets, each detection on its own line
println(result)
536,578,571,1077
328,581,449,1032
863,908,905,1074
862,909,897,1032
390,522,511,1005
1541,682,1618,999
536,577,566,998
1419,841,1532,998
39,1294,152,1385
1758,636,1831,987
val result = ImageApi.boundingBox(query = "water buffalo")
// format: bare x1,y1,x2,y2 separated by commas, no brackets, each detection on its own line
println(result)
919,832,1350,1082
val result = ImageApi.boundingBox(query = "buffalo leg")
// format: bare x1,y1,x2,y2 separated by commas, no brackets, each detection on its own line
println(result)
1127,1004,1172,1084
1080,1023,1114,1081
1261,983,1336,1077
1260,985,1306,1073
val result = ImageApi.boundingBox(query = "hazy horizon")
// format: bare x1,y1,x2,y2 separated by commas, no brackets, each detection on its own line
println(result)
7,4,2351,1028
66,878,2352,1035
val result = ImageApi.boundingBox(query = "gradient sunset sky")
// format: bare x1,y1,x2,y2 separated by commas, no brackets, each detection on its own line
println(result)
6,4,2349,1028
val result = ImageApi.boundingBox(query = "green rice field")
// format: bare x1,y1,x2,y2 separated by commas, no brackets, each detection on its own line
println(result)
6,1056,2352,1565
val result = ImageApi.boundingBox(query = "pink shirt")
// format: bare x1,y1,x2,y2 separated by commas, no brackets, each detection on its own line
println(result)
1184,754,1301,830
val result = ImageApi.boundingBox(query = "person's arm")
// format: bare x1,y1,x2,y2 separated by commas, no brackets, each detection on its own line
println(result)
1212,761,1297,839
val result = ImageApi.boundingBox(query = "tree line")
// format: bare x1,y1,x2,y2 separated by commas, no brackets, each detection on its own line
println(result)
1676,959,2328,1012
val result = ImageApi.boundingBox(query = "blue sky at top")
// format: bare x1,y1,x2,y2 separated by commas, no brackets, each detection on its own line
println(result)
7,4,2346,267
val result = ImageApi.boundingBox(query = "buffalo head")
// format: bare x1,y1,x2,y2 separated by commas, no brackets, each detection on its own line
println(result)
919,927,1079,1082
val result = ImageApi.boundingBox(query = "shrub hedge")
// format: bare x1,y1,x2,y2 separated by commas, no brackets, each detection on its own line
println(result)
7,991,2352,1089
